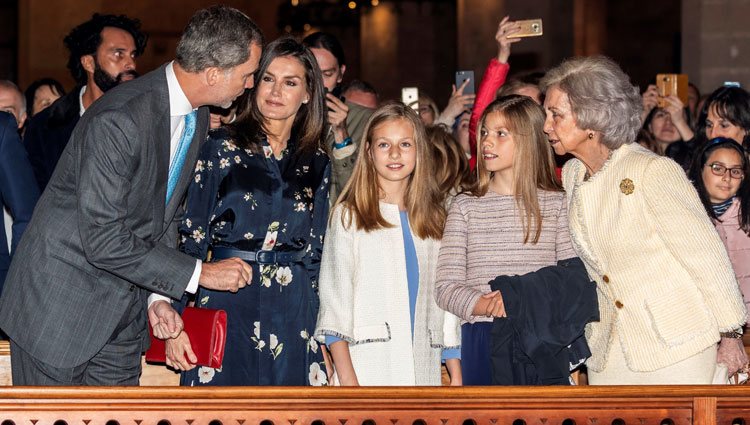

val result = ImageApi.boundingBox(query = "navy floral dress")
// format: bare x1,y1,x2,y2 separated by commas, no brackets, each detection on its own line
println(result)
178,128,330,386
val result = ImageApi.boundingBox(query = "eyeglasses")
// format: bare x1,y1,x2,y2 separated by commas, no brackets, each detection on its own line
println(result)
706,162,745,179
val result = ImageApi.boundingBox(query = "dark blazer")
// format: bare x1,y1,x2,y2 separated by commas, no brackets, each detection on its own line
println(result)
23,87,81,192
0,112,39,293
0,65,209,368
488,257,599,385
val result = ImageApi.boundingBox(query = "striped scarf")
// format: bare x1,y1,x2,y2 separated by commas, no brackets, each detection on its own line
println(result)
712,197,735,217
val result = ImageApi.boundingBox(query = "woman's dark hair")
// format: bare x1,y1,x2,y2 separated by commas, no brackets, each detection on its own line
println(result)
688,137,750,233
227,37,327,155
63,14,148,86
695,86,750,149
24,78,66,116
671,85,750,170
301,32,346,67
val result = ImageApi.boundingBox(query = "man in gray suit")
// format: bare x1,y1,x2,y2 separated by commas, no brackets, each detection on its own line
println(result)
0,6,262,385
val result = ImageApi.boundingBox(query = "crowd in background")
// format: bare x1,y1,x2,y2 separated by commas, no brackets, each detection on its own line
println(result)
0,5,749,387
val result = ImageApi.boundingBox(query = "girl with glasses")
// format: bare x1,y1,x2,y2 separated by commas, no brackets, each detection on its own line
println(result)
689,137,750,378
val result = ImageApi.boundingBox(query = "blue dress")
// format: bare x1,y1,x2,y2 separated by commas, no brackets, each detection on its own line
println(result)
178,128,331,386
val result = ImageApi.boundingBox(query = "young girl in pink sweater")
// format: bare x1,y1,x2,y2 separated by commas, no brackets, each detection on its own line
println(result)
689,137,749,377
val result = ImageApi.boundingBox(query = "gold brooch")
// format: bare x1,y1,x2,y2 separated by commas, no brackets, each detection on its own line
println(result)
619,178,634,195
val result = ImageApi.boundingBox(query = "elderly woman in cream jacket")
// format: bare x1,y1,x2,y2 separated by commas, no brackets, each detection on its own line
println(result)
540,56,746,384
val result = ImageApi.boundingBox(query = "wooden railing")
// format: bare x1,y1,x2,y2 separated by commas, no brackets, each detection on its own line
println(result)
0,386,749,425
2,341,750,424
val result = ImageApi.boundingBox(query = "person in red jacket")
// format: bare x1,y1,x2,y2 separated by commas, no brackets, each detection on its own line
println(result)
469,17,519,169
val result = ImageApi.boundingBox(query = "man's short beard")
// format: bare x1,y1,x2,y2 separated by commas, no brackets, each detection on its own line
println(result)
93,58,138,93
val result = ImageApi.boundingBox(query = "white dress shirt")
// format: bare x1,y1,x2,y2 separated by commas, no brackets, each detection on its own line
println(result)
148,62,201,306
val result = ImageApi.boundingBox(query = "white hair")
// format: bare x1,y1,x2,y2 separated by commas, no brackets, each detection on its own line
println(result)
540,56,642,149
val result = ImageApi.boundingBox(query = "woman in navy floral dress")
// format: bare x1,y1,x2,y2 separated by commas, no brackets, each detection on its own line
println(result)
165,37,330,386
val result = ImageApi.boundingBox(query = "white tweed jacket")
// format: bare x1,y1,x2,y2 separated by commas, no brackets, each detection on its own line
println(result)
562,142,746,372
315,202,461,385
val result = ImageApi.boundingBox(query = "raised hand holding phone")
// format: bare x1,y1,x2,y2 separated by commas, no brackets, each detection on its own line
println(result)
327,92,349,131
437,77,476,126
496,16,523,64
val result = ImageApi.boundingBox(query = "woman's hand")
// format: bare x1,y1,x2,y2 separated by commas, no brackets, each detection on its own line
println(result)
327,340,360,386
496,16,522,64
321,343,335,382
327,94,349,130
717,336,748,376
445,358,463,386
662,95,687,125
472,290,506,318
436,80,476,125
165,331,198,371
662,95,695,141
641,84,659,122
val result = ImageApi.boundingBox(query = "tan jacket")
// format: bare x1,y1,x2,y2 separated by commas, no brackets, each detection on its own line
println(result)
562,143,746,372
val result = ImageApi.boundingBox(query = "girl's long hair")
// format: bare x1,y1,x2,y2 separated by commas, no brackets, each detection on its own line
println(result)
688,137,750,234
426,125,475,200
336,102,446,240
470,95,562,244
227,36,327,156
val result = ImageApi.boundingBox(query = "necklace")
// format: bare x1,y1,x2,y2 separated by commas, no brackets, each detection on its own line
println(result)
583,149,614,181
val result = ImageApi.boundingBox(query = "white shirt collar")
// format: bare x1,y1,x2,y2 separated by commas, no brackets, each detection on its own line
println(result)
166,61,194,117
78,85,87,116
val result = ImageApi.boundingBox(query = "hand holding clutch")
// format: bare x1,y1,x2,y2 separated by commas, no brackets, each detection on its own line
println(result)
146,307,227,369
165,331,198,371
148,300,183,339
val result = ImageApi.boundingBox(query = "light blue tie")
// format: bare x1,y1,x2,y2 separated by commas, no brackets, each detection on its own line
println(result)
166,110,196,203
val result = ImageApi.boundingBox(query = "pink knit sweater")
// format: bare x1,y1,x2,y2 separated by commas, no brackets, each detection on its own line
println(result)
714,198,750,316
435,190,576,323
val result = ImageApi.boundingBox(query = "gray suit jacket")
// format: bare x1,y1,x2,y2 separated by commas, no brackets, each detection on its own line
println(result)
0,64,208,368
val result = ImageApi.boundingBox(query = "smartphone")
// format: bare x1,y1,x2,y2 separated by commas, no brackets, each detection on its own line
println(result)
514,19,543,38
455,70,475,109
401,87,419,111
656,74,688,108
455,71,475,95
325,86,346,111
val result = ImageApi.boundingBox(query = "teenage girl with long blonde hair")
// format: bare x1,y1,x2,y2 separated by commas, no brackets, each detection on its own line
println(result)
315,102,462,386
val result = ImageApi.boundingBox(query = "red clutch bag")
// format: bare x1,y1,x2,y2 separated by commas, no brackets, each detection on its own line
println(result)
145,307,227,369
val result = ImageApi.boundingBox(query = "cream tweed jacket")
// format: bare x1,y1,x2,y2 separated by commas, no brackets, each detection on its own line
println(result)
315,202,461,385
562,142,746,372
